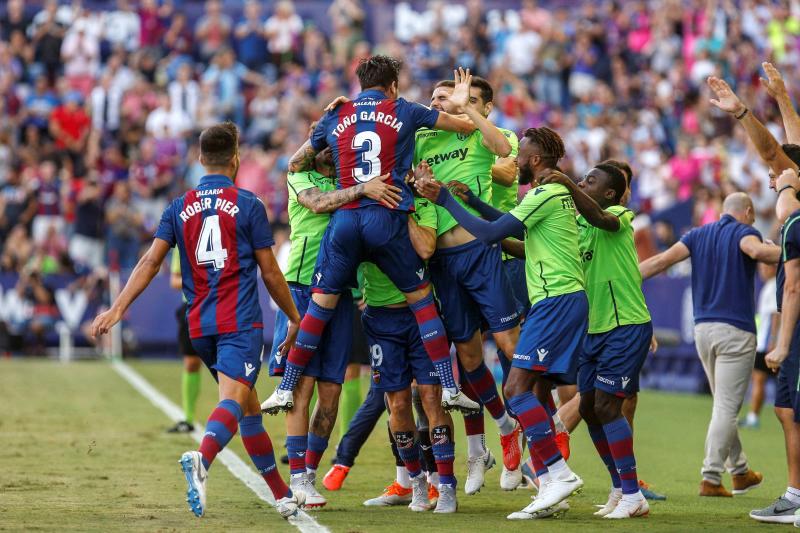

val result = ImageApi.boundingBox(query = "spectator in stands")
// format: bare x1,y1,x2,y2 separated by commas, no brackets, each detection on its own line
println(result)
30,158,63,245
49,91,90,178
105,180,142,270
68,175,104,271
20,75,59,137
195,0,232,62
163,12,193,57
101,0,140,55
1,0,30,43
264,0,303,67
145,92,192,139
30,0,67,82
90,73,123,137
235,0,268,72
138,0,165,50
168,63,199,127
0,164,36,245
61,16,100,96
202,47,264,127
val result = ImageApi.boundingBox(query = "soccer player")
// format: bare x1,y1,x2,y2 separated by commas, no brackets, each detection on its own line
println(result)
417,76,522,495
416,126,586,519
268,145,401,508
542,165,652,518
90,122,304,519
260,58,480,414
167,248,202,434
750,168,800,524
360,188,458,513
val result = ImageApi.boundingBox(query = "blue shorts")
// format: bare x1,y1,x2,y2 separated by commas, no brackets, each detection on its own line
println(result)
362,305,440,392
504,257,530,318
313,206,428,295
268,283,353,384
776,330,800,422
191,328,264,388
578,322,653,397
512,291,588,385
429,239,520,342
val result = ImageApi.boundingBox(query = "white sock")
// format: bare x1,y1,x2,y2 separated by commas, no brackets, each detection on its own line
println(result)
784,486,800,505
537,471,552,485
547,458,571,479
622,490,645,502
396,466,411,489
496,413,516,436
467,434,486,458
427,471,440,487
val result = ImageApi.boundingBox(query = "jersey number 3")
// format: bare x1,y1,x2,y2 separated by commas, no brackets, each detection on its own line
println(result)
351,131,381,183
195,215,228,270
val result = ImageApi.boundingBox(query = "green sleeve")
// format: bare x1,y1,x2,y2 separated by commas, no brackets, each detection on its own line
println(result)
498,128,519,159
413,198,438,231
170,247,181,275
287,172,317,200
608,204,634,230
509,185,565,229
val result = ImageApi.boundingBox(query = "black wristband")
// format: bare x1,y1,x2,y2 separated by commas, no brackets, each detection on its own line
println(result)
735,107,749,120
778,184,797,196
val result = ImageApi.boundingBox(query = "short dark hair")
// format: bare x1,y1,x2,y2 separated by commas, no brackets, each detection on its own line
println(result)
601,158,633,185
199,121,239,167
434,75,494,104
523,127,565,167
594,163,627,204
356,55,402,91
782,143,800,166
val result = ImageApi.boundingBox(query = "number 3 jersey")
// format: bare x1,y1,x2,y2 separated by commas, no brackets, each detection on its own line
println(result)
310,89,440,212
155,174,275,338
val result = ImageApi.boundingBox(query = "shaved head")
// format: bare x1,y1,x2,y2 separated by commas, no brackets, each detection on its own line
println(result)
722,192,752,215
722,192,755,225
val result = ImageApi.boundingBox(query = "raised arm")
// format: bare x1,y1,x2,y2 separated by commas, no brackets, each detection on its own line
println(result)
761,62,800,145
296,173,402,213
445,68,511,157
707,76,798,175
492,157,517,187
639,241,691,279
255,247,301,357
541,171,620,232
91,238,172,338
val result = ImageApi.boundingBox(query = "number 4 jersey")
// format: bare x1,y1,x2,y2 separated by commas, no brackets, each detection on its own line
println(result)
155,174,275,338
310,89,440,212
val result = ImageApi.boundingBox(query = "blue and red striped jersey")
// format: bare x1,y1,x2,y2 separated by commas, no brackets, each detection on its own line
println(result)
310,89,439,212
155,174,274,338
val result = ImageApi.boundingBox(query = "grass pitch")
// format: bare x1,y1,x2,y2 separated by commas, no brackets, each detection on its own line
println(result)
0,358,790,531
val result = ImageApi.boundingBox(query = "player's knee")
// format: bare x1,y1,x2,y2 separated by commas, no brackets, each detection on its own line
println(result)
387,390,413,419
578,393,597,423
594,391,624,425
316,381,342,409
775,406,794,425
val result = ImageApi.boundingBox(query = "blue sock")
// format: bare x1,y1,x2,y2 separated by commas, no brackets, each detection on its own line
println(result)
604,417,639,495
286,434,308,476
306,432,329,472
432,425,456,487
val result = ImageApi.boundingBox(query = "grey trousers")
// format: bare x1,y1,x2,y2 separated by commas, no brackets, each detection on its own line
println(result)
694,322,757,484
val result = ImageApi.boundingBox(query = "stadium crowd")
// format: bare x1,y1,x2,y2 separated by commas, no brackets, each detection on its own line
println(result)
0,0,797,351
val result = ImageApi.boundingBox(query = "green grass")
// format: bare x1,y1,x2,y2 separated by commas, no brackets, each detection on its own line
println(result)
0,358,791,531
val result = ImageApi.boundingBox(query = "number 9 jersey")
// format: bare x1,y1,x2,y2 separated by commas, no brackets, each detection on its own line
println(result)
155,174,275,339
310,89,439,212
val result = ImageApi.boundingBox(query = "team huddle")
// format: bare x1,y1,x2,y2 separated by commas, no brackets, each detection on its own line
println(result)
89,54,800,524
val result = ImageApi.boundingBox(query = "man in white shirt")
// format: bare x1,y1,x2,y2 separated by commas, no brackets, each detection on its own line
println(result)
168,62,199,126
102,0,140,52
145,93,193,139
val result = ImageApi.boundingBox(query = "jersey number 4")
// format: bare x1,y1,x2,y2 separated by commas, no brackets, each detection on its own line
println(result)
351,131,381,183
195,215,228,270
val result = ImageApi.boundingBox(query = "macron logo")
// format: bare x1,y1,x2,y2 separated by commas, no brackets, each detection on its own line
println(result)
416,268,425,280
244,362,256,377
621,376,630,389
537,348,549,362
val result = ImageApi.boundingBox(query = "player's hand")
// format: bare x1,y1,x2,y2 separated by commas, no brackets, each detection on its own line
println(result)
324,95,350,112
707,76,747,116
446,180,471,201
777,168,800,191
447,67,472,112
413,161,443,202
760,62,788,100
765,346,788,372
362,173,402,208
649,334,658,354
90,307,123,339
278,319,300,358
540,170,572,187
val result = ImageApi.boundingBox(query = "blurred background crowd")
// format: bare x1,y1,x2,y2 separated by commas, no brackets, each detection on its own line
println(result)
0,0,796,353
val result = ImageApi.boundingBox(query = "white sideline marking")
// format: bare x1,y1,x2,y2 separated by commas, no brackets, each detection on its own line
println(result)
112,361,329,533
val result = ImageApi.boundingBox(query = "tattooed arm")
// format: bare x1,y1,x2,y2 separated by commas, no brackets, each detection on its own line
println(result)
296,173,403,213
288,140,319,173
